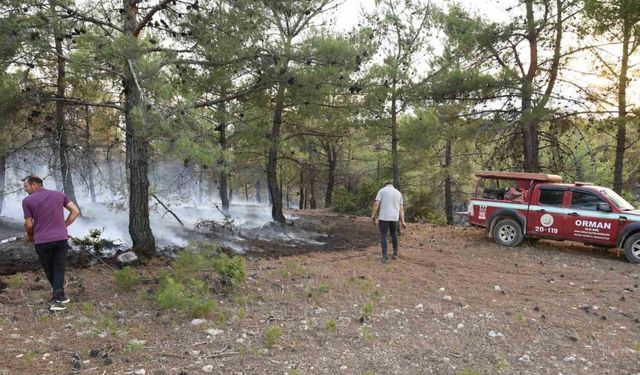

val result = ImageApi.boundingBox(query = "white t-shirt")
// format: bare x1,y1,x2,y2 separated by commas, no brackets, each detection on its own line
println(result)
375,185,403,221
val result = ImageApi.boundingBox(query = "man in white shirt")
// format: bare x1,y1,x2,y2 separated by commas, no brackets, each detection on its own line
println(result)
371,182,407,262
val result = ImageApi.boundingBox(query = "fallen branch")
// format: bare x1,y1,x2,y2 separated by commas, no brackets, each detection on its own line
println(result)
150,193,184,227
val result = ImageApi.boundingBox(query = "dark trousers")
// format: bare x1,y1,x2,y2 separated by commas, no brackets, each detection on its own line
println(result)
378,220,398,259
35,240,68,300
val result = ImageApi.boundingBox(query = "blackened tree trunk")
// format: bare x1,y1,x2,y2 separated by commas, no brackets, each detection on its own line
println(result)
298,165,305,209
613,26,631,193
391,89,400,188
0,153,5,215
52,2,78,208
256,180,261,203
217,103,230,212
123,0,155,256
83,106,96,203
266,84,286,223
324,144,337,208
444,138,454,225
309,165,316,209
198,166,205,205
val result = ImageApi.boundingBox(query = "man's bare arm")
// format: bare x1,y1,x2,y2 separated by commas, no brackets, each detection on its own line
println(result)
24,218,34,241
371,200,380,226
64,202,81,227
399,204,407,229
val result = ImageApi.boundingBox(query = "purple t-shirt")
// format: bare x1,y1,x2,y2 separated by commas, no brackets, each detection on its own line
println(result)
22,188,71,244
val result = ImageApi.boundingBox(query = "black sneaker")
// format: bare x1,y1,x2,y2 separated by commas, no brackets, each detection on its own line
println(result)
381,257,389,263
392,254,398,260
50,301,67,311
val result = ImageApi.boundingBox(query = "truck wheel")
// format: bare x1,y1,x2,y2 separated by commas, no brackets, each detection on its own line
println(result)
623,233,640,264
493,219,524,247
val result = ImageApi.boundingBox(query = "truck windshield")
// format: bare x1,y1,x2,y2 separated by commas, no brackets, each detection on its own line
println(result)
601,188,634,210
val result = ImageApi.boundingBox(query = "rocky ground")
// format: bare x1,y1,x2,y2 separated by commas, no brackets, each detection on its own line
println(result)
0,210,639,375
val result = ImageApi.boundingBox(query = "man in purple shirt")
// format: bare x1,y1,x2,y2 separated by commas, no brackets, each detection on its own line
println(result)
22,176,80,311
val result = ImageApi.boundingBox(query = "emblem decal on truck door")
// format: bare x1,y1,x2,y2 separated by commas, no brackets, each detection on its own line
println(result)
540,214,554,227
478,205,487,220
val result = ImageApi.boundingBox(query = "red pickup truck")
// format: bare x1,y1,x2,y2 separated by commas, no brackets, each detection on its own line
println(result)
467,171,640,264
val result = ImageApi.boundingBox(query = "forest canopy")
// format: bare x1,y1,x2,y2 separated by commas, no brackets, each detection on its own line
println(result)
1,0,639,254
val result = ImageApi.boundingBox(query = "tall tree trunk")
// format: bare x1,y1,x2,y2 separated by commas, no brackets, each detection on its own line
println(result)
391,90,400,188
217,101,230,212
267,84,286,223
83,106,96,203
124,0,155,256
244,184,248,201
325,144,337,208
48,131,63,190
309,165,316,209
52,2,78,208
106,143,117,197
613,26,630,193
298,165,305,209
444,138,454,225
256,180,261,203
522,0,539,173
198,166,204,205
0,153,5,216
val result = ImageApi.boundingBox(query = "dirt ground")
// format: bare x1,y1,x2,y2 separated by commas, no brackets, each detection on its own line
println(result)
0,210,639,375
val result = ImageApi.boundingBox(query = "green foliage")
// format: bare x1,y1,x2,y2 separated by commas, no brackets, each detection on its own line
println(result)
263,326,283,348
333,182,382,216
496,359,509,371
212,254,246,286
324,319,338,333
154,246,242,318
459,369,479,375
7,273,24,289
362,302,374,317
113,267,142,291
125,339,145,353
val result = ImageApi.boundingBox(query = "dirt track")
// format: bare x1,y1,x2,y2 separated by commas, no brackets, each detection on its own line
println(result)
0,211,638,374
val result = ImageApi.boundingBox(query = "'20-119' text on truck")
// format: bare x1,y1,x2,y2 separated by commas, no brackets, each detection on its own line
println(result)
466,171,640,264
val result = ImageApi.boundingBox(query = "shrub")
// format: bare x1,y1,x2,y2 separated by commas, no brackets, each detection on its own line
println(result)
212,254,246,286
113,266,142,291
155,277,186,309
362,302,374,317
264,326,282,348
324,319,338,332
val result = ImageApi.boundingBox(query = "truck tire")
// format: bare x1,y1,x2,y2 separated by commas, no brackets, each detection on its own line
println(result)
493,219,524,247
623,232,640,264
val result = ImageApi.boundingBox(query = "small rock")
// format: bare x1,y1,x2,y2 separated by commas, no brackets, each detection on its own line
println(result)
564,355,576,362
89,348,102,357
202,365,214,373
457,323,464,329
488,331,503,338
443,312,454,319
117,251,139,265
518,354,532,364
438,287,445,292
191,319,208,326
442,295,452,301
340,365,347,370
205,329,223,336
134,369,146,375
314,307,327,314
415,304,423,310
494,285,501,291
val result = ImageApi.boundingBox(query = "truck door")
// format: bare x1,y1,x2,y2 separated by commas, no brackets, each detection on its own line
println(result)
527,187,566,238
565,190,619,245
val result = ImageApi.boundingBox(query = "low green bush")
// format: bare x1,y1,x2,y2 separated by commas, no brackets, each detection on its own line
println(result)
113,266,142,291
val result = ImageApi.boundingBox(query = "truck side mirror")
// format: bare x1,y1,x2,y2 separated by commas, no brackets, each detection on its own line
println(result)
597,202,611,212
